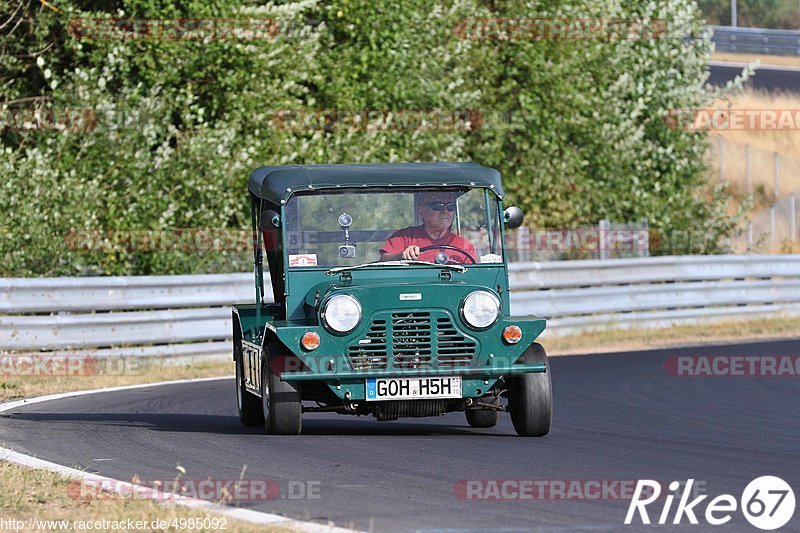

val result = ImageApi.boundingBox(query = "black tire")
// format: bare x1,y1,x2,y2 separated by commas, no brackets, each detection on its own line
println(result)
261,345,302,435
507,342,552,437
465,397,500,428
235,326,264,427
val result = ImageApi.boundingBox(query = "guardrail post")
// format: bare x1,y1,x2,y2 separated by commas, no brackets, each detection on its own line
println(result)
745,143,751,193
640,218,649,257
599,219,609,260
516,226,530,262
773,152,780,202
770,206,777,249
731,0,738,27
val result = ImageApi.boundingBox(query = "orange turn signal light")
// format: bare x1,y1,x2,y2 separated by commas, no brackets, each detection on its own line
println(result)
503,325,522,344
301,331,320,351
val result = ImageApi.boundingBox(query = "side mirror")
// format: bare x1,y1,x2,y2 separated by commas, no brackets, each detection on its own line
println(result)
260,209,280,232
503,206,524,229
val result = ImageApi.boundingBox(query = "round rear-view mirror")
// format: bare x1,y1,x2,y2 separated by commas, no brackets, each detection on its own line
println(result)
503,206,524,229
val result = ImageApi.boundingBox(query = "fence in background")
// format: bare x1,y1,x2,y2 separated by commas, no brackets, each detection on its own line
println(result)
712,136,800,253
2,255,798,358
748,194,799,252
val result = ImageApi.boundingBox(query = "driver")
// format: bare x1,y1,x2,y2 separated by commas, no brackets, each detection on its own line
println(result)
380,191,476,264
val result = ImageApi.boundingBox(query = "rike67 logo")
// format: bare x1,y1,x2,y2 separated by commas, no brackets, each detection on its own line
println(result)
625,477,795,530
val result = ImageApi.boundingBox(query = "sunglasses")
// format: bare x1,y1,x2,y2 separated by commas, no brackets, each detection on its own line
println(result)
425,201,456,212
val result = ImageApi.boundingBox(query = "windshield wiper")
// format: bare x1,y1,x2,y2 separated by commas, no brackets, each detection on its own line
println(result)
326,260,467,275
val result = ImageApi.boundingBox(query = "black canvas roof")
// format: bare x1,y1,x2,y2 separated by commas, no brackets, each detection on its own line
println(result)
248,162,504,204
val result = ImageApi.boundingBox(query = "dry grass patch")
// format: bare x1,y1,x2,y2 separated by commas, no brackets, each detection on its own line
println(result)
0,358,232,403
542,315,799,355
0,461,292,532
708,90,800,207
712,52,800,69
701,88,800,252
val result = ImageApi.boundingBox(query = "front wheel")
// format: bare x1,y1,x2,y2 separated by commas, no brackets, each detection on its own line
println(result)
261,346,302,435
465,397,500,428
506,343,552,437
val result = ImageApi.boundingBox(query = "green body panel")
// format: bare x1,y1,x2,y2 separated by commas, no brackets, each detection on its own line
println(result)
232,303,282,344
234,278,545,401
285,266,510,321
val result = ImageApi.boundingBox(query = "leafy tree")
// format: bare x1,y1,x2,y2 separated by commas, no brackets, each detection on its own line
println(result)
1,0,748,276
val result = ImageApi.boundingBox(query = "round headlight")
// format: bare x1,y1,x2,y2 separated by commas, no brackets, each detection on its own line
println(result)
322,294,362,333
461,290,500,330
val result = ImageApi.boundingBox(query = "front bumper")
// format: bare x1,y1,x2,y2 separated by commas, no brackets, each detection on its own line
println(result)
281,362,545,381
267,312,546,399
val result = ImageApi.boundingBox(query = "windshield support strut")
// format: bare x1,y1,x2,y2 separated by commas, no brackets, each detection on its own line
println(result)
251,196,264,339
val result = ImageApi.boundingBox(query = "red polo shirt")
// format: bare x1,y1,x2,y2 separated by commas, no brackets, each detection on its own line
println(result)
380,226,476,264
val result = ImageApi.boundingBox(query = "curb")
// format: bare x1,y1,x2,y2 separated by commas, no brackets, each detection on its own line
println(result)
0,377,361,533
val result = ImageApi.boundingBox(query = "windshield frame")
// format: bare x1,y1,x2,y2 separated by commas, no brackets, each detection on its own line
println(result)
279,186,507,274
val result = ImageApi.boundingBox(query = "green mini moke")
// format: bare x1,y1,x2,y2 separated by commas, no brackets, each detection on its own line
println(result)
233,162,552,436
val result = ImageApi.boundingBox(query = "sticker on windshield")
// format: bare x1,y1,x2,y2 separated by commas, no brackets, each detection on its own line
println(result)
480,253,502,263
289,254,318,267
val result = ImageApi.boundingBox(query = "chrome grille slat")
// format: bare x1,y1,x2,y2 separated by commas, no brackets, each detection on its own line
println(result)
391,312,432,368
345,311,478,370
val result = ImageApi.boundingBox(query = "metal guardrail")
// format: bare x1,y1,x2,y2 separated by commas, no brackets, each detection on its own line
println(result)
712,25,800,56
1,255,799,357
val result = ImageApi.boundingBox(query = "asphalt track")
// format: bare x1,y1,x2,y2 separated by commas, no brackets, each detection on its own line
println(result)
1,340,798,532
709,62,800,93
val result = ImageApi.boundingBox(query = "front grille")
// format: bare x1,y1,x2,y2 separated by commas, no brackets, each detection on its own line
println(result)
347,319,388,370
435,316,477,367
392,312,433,368
346,311,477,371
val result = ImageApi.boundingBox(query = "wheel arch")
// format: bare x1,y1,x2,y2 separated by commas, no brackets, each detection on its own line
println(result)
232,311,243,362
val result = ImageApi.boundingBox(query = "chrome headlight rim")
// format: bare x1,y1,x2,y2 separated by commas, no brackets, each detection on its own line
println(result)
321,294,362,334
460,290,501,330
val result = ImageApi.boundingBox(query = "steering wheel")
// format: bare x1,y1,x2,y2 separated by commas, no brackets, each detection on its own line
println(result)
418,245,476,265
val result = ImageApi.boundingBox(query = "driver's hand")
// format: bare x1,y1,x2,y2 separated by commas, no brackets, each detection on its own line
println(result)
401,245,421,260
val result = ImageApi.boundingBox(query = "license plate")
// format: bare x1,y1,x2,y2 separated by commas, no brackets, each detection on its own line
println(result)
365,376,462,401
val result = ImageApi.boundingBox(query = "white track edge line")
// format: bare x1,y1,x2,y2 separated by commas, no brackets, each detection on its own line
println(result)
0,377,361,533
709,59,800,72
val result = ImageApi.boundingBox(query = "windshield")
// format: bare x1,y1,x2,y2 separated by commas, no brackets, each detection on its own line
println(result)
282,188,503,268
